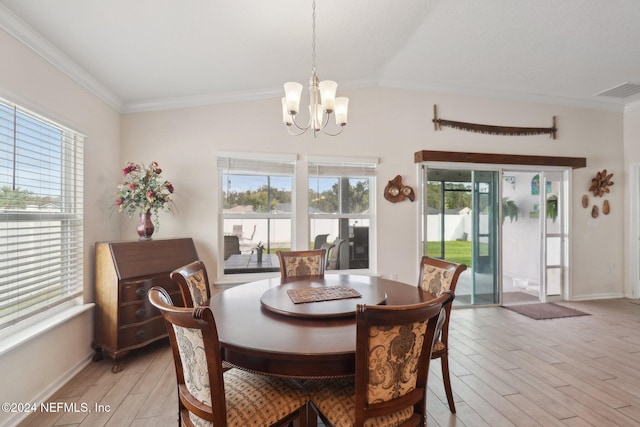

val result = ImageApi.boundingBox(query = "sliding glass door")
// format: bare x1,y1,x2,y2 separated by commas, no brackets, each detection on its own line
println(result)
422,167,499,306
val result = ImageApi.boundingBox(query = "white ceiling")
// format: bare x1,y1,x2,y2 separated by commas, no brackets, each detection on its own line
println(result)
2,0,640,113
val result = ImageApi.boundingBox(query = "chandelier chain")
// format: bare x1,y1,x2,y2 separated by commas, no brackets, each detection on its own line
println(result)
311,0,316,73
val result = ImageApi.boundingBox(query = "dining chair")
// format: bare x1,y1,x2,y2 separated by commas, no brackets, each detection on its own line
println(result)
223,235,241,260
277,249,326,281
327,238,345,270
418,256,468,413
170,260,211,307
304,291,454,427
313,233,329,249
148,286,311,427
319,242,335,268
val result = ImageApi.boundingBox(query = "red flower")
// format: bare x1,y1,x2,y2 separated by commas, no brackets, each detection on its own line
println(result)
114,161,174,216
122,164,138,176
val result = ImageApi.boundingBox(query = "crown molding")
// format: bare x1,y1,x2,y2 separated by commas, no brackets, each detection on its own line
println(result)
122,77,380,113
0,4,123,112
378,78,626,113
122,88,282,113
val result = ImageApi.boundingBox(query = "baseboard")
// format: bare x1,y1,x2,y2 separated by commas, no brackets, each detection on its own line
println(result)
6,351,94,426
568,292,625,301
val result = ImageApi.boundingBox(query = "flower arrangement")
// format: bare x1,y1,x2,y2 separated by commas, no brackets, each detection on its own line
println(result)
114,161,175,222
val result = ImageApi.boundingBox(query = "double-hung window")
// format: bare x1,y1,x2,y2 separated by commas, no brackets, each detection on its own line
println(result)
218,153,295,275
308,157,377,271
0,97,84,329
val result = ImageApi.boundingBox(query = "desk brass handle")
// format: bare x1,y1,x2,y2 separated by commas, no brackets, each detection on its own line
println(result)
135,330,146,339
135,308,146,318
135,287,146,297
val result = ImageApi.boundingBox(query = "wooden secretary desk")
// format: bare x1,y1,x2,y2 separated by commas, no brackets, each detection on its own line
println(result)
94,238,199,372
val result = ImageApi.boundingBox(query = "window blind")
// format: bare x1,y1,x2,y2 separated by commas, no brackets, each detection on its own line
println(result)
0,98,84,329
217,153,296,175
308,158,378,177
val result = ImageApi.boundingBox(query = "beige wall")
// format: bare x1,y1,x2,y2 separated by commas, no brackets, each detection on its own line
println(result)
623,107,640,297
121,89,625,299
0,29,120,425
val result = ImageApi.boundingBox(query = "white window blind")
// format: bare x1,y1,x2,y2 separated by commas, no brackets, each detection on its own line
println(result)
0,97,84,329
217,153,296,175
308,158,378,177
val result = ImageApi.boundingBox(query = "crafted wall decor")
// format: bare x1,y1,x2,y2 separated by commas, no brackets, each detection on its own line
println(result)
384,175,414,203
588,169,614,197
432,105,557,139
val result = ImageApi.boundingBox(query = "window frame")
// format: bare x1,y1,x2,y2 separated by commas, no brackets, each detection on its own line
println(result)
217,152,297,282
0,97,84,330
308,156,378,273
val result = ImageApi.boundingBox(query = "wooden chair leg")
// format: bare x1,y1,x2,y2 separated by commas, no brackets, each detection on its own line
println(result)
441,355,456,413
300,403,309,427
306,402,317,427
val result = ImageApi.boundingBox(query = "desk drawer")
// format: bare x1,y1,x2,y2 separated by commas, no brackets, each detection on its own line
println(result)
120,300,157,324
118,317,168,348
120,276,182,304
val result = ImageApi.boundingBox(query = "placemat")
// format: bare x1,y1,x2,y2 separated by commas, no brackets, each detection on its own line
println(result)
287,285,362,304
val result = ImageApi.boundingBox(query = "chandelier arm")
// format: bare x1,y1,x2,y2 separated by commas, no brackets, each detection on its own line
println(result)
290,114,312,131
319,125,345,137
320,110,330,129
286,125,309,136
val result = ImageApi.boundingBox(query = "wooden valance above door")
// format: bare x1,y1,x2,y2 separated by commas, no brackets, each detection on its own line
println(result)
414,150,586,169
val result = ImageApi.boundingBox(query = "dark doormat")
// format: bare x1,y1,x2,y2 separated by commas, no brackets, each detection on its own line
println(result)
503,303,590,320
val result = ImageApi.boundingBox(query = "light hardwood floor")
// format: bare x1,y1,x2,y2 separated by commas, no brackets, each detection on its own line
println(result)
18,298,640,427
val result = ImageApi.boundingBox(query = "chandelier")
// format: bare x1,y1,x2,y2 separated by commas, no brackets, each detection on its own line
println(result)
281,0,349,137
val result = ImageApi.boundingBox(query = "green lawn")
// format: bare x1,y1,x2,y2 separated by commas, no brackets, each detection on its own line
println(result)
271,241,474,267
426,241,472,266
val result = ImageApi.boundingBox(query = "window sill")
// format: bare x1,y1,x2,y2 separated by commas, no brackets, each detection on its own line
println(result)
0,302,94,357
215,269,377,287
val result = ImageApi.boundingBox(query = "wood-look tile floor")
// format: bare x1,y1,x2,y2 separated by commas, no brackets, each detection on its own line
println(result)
18,298,640,427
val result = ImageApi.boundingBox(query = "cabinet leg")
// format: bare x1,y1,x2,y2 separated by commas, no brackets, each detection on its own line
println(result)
91,346,104,362
111,362,123,373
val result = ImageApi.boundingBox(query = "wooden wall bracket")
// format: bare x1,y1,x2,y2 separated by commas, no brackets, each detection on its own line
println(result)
432,105,557,139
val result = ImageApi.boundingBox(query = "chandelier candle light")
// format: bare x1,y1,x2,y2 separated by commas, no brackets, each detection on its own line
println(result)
282,0,349,137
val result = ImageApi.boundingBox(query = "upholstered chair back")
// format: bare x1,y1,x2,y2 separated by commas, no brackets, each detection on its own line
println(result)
304,292,453,427
277,250,326,281
171,260,211,307
419,257,466,297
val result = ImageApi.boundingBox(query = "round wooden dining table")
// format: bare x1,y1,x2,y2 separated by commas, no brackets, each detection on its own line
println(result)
208,274,434,379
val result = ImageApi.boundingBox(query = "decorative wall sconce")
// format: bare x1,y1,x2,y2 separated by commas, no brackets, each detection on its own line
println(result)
384,175,415,203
